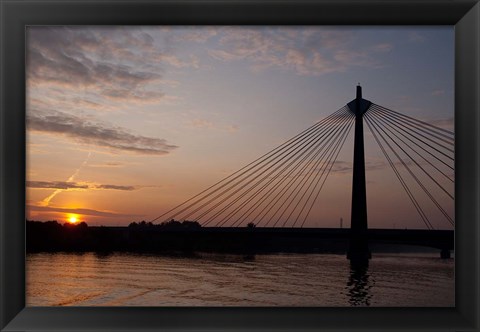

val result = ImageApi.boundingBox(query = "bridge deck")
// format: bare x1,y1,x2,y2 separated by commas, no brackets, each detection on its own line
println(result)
90,227,454,253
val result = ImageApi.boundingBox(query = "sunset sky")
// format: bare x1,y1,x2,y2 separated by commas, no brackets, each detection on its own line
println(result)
26,26,454,229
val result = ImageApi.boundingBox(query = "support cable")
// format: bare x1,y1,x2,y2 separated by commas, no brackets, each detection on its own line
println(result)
270,115,353,227
224,112,355,227
250,123,349,227
208,110,353,227
166,107,348,223
297,114,355,228
150,107,347,223
198,109,352,226
372,103,454,137
369,108,454,169
372,104,454,145
368,112,454,199
365,115,434,230
284,115,353,227
369,106,454,157
366,113,453,226
246,112,354,227
369,110,454,183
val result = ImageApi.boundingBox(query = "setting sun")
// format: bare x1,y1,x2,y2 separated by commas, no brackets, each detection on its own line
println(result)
67,215,79,224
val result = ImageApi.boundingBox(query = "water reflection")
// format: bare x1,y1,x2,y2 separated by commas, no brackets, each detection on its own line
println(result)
347,260,373,306
27,253,453,306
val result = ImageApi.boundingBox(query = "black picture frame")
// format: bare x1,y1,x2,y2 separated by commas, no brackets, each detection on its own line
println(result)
1,0,479,331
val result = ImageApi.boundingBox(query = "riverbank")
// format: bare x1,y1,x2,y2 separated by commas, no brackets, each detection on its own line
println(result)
26,221,453,255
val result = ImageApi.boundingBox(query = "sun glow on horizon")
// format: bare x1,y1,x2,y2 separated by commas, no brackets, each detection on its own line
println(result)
67,214,79,224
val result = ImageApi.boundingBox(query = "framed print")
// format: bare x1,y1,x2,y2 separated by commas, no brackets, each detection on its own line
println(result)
1,0,479,331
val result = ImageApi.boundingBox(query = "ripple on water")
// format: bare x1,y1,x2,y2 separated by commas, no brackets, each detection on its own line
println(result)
26,252,454,307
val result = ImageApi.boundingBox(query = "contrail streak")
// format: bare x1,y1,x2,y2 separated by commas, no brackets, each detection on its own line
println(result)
41,151,92,206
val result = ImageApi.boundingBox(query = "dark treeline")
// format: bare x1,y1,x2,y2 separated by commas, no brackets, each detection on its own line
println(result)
27,219,200,253
26,220,452,255
128,219,201,229
26,220,266,254
27,219,203,231
27,220,91,252
26,219,347,254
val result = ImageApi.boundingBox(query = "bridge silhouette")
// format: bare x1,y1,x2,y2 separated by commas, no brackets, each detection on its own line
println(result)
151,86,454,261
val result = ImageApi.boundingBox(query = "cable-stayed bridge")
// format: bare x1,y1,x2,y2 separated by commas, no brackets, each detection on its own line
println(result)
150,86,454,260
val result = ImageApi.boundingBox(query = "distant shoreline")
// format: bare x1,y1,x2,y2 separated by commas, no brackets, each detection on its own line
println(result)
26,220,453,256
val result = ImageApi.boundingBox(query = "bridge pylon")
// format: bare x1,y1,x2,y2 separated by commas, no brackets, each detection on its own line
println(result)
347,85,372,262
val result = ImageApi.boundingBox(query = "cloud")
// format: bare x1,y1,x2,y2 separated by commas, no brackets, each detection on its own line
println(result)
28,47,158,90
207,27,385,76
157,95,183,106
27,205,143,218
27,109,177,155
190,119,214,129
172,27,218,43
27,181,89,190
95,184,136,191
331,160,388,174
331,161,352,174
26,26,204,113
27,27,208,157
87,162,125,168
208,29,341,75
27,180,138,191
366,161,390,171
156,54,200,69
27,28,163,100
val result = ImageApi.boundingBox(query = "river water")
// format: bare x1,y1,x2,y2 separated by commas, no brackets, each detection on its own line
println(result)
26,252,454,307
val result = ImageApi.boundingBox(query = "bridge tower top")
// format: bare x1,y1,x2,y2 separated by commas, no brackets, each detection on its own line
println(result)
348,85,372,116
